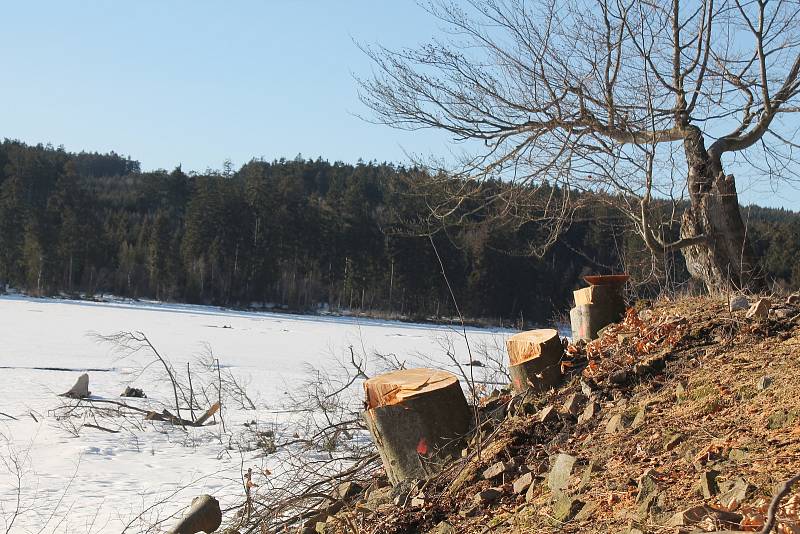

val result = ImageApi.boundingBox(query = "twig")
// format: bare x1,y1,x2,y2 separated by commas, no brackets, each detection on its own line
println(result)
758,473,800,534
0,411,18,420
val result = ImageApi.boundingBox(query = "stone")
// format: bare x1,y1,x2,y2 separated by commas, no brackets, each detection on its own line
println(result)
474,487,502,504
699,470,720,499
729,294,749,312
728,448,748,462
767,409,798,429
667,505,742,528
364,486,393,510
774,308,794,319
427,521,456,534
757,376,773,391
547,453,577,495
746,297,771,320
334,481,363,501
513,472,535,494
537,405,558,423
788,294,800,305
605,413,626,434
61,373,90,399
410,492,426,507
120,386,146,398
525,480,538,502
675,380,688,400
717,478,754,509
552,495,582,522
563,393,587,417
578,401,600,424
482,461,512,480
573,500,598,521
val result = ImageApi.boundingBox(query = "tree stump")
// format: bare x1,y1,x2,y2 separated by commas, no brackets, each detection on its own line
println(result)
570,279,626,341
506,329,563,393
363,368,471,485
167,494,222,534
60,373,90,399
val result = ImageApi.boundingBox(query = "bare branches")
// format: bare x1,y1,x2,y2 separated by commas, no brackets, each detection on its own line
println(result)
359,0,800,288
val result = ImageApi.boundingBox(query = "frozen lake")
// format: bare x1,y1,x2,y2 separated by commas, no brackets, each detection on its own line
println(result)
0,295,510,533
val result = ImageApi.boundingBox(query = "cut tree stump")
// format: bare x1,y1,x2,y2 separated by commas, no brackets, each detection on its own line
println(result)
167,494,222,534
506,329,563,393
60,373,90,399
363,368,471,485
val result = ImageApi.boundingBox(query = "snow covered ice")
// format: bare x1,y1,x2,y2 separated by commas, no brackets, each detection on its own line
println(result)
0,295,508,533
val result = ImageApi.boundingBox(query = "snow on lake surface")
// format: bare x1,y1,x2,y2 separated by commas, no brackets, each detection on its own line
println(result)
0,295,511,533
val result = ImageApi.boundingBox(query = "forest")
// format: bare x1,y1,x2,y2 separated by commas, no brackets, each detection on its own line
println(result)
0,139,798,324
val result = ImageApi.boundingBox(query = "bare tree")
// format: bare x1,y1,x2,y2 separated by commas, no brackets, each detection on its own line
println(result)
358,0,800,292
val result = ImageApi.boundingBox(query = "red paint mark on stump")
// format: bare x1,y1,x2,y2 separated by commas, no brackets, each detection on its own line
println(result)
416,437,429,455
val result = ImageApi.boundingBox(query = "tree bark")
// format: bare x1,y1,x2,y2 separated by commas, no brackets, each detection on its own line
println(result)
363,369,472,485
679,127,763,292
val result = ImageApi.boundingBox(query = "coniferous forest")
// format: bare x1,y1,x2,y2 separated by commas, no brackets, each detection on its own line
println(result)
0,139,798,324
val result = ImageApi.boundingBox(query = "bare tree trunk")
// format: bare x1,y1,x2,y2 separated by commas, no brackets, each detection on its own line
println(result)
679,127,763,292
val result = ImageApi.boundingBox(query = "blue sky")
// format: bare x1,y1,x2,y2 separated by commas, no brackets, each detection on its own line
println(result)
1,1,798,209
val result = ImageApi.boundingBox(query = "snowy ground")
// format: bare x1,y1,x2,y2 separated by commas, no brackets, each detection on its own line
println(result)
0,296,514,533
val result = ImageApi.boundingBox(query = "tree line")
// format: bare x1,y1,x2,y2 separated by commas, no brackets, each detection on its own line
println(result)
0,140,797,324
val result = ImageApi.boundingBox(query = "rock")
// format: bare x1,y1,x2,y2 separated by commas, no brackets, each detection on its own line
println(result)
513,472,535,494
427,521,456,534
729,295,749,312
547,453,577,495
699,470,720,499
636,471,659,520
552,494,582,522
728,448,748,462
605,413,626,434
120,386,146,398
579,380,595,397
473,487,502,504
788,294,800,305
675,380,688,400
61,373,90,399
334,481,363,501
537,405,558,423
668,505,742,529
578,401,600,424
364,486,393,510
525,480,538,502
767,409,798,429
717,478,754,509
774,308,794,319
573,500,598,521
746,297,771,320
410,492,426,507
757,376,773,391
562,393,587,417
482,461,513,480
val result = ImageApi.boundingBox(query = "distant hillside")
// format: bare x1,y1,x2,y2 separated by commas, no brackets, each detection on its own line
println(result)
0,139,798,323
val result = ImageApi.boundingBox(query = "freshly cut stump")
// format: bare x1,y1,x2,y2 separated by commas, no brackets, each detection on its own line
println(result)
363,368,471,485
506,329,563,393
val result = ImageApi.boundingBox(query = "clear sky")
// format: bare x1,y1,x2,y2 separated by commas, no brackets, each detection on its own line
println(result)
1,1,798,209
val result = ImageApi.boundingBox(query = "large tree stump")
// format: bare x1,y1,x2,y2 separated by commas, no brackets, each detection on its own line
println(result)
363,368,471,485
506,329,563,394
60,373,90,399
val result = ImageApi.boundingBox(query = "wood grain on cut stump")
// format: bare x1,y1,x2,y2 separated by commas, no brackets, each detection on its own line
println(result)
363,368,471,485
506,329,563,393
